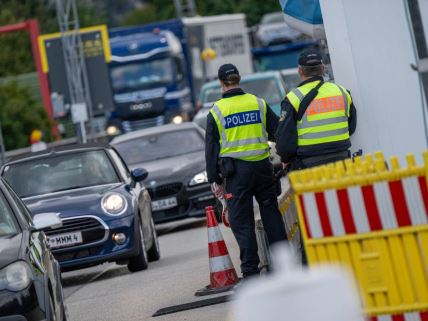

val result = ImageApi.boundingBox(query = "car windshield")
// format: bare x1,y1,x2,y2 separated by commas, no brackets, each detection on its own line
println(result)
201,77,283,107
114,129,204,164
2,150,120,198
242,78,283,106
0,191,19,237
110,58,174,91
202,87,222,104
282,73,301,92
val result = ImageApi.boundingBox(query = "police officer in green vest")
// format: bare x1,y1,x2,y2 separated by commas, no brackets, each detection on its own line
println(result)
205,64,287,279
276,48,357,169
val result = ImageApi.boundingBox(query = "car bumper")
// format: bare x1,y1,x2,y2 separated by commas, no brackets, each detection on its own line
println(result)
52,214,139,271
152,183,216,223
0,284,45,321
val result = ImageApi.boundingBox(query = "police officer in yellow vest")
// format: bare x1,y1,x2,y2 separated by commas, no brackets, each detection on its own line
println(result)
205,64,287,278
276,48,357,169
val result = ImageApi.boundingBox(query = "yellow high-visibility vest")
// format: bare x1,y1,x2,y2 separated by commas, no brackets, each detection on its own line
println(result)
286,80,352,147
210,93,270,161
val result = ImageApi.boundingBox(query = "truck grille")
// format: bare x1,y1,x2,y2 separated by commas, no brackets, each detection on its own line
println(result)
45,216,108,248
148,183,183,199
122,116,165,132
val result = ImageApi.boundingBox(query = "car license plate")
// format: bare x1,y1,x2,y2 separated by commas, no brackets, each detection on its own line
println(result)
48,232,83,249
152,197,178,211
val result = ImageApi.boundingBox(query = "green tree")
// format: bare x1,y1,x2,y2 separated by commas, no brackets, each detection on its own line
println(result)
0,0,106,77
121,0,282,27
238,1,281,26
0,82,53,150
0,0,106,149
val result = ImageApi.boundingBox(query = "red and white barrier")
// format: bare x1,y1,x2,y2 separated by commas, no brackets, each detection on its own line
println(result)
370,311,428,321
299,176,428,238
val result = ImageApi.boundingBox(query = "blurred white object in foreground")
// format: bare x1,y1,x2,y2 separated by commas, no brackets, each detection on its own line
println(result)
30,141,47,152
233,245,365,321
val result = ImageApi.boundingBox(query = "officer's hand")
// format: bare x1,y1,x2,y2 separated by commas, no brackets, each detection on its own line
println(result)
211,182,225,199
282,162,289,169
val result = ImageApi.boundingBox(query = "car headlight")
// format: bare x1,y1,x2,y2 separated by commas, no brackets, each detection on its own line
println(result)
0,261,32,292
106,125,121,136
189,171,208,186
172,115,183,124
101,193,127,215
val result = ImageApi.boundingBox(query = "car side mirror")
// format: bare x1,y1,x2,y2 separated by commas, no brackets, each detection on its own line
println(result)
32,213,62,232
131,168,148,182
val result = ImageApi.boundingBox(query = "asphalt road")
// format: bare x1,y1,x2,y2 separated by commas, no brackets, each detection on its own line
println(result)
62,218,241,321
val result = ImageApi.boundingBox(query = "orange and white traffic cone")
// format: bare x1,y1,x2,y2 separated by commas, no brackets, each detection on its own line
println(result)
195,205,239,296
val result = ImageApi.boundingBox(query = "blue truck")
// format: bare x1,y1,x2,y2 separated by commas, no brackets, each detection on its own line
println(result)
106,15,253,135
107,23,193,134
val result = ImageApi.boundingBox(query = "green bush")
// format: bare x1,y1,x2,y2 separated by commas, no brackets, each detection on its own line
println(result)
121,0,282,27
0,82,52,150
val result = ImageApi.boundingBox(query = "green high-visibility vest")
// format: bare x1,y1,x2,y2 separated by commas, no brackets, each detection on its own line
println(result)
210,93,270,161
286,81,352,147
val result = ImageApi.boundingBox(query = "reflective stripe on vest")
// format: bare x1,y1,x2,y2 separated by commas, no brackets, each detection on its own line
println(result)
287,81,351,146
210,94,270,161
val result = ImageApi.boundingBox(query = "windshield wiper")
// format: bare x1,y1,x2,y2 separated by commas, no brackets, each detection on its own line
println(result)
49,185,90,193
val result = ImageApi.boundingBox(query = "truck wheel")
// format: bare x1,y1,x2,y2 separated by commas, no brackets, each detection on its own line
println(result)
147,217,160,262
128,219,148,272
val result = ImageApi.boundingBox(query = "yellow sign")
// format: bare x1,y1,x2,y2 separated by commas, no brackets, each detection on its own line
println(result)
38,25,111,73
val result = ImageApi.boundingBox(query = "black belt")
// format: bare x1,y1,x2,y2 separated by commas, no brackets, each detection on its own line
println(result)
296,150,350,169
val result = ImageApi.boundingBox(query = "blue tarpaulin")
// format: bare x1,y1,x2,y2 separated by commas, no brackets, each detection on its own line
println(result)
279,0,323,25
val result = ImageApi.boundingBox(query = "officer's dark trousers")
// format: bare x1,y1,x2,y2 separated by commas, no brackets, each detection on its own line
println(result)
225,158,287,277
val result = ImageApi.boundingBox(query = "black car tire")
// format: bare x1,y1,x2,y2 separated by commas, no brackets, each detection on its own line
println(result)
128,217,148,272
60,289,69,321
62,305,69,321
47,293,56,321
147,217,160,262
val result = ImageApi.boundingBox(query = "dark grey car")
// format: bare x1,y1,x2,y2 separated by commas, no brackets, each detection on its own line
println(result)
111,123,215,223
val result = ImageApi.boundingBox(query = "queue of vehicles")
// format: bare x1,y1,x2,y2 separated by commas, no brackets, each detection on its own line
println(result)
37,11,309,138
0,11,307,320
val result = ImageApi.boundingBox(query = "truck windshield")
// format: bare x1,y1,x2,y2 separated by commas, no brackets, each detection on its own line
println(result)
2,151,120,198
110,58,174,91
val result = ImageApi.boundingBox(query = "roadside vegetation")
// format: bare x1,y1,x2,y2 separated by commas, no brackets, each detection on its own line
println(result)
0,0,280,149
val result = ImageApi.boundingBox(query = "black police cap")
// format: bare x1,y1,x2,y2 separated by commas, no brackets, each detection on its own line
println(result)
298,48,323,67
218,64,240,81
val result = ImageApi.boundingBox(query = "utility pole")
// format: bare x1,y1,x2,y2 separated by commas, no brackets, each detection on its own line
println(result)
55,0,93,143
173,0,197,18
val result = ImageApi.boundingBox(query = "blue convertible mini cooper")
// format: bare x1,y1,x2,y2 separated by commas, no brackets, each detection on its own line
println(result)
1,144,160,272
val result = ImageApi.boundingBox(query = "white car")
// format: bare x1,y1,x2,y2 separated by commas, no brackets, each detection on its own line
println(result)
256,12,302,46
